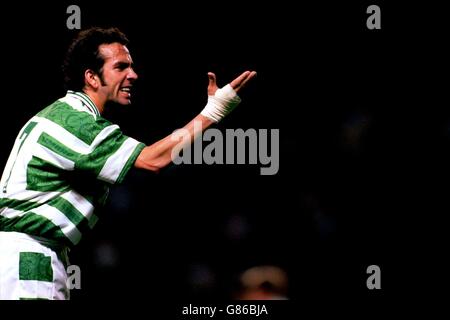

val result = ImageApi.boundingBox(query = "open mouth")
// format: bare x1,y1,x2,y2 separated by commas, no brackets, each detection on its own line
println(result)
119,86,132,97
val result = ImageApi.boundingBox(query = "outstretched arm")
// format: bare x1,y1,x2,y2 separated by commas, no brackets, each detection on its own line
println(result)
134,70,256,172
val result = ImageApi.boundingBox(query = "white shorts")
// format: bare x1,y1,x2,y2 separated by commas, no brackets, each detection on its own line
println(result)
0,231,70,300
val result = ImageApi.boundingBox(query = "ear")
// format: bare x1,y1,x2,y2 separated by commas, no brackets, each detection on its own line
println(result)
84,69,99,89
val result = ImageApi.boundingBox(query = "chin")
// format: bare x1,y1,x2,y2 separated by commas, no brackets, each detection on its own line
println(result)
118,99,132,105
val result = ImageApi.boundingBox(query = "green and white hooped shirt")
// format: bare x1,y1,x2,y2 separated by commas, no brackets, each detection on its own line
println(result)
0,91,145,246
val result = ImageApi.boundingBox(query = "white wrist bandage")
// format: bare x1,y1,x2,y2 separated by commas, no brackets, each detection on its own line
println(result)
201,84,241,122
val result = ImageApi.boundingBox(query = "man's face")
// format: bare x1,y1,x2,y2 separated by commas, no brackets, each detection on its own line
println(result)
98,43,138,105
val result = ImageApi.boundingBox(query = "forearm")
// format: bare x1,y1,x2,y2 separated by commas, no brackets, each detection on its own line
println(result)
134,73,253,172
134,114,214,172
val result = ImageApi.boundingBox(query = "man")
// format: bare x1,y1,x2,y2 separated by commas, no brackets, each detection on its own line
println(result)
0,27,256,299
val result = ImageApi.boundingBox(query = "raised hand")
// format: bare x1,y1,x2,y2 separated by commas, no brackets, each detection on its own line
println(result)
207,71,257,95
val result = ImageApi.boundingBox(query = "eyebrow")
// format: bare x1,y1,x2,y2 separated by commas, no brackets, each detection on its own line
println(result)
113,61,133,68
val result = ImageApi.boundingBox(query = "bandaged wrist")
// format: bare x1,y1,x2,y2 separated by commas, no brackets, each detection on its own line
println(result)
201,84,241,122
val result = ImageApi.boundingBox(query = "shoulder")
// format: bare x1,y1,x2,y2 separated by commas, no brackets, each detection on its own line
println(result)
37,99,96,121
36,99,114,145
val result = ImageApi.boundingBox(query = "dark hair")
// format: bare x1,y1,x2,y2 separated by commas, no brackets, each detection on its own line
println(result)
62,27,129,91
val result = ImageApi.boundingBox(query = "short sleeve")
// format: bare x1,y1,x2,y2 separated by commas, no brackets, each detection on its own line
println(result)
34,103,146,186
75,127,146,185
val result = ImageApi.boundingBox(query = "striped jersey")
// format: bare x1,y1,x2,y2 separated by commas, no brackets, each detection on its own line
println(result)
0,91,145,246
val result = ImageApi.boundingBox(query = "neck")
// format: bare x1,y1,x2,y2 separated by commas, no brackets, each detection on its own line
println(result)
82,88,105,114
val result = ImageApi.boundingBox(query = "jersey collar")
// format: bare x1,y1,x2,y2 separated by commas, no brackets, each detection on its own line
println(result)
66,90,101,117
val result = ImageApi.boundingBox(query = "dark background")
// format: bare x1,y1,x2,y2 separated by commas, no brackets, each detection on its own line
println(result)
1,0,447,311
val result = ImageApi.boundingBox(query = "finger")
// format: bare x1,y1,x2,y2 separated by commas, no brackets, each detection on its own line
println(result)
230,71,257,92
230,71,251,90
233,71,257,92
207,72,218,95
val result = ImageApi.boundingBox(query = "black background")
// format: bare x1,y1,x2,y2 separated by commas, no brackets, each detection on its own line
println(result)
0,0,447,314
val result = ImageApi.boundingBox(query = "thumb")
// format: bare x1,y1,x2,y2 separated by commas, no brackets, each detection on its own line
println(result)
207,72,218,95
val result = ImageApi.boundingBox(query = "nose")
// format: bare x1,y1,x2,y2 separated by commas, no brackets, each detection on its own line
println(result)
127,68,138,81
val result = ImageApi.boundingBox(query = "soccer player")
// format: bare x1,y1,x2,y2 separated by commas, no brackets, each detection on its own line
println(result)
0,27,256,299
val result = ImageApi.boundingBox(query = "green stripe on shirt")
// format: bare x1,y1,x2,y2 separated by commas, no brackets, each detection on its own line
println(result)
19,252,53,282
47,197,92,233
27,156,69,192
0,213,67,244
37,101,113,145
